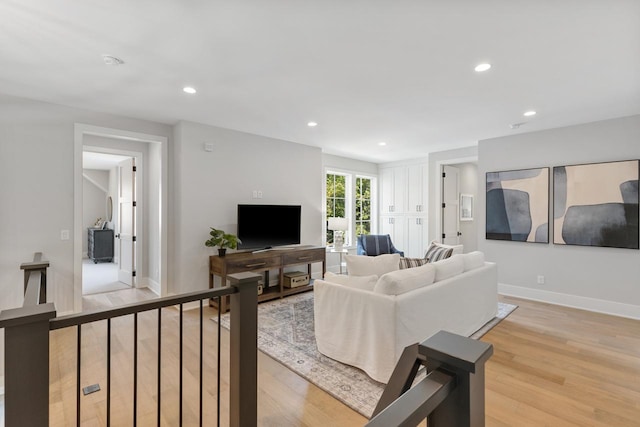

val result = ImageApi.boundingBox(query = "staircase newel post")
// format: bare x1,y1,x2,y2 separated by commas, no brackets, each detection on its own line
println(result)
228,272,260,427
0,302,56,426
422,330,494,427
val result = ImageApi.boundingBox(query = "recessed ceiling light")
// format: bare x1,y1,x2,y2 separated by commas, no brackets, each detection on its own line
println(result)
378,142,387,146
307,122,318,127
474,63,491,72
523,110,537,117
183,86,197,94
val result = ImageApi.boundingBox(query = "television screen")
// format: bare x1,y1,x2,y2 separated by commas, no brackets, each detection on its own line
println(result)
237,204,301,249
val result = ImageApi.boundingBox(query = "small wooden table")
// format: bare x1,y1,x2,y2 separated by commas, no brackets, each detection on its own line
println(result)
209,246,326,312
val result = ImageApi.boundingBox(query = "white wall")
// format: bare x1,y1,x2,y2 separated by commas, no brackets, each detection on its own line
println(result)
0,93,172,382
458,163,478,252
172,121,324,293
323,153,379,175
478,115,640,318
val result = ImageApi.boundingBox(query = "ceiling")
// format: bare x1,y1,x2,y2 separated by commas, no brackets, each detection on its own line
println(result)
83,151,130,170
1,1,639,163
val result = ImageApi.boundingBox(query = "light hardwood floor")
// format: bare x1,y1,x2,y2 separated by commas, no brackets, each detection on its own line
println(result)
43,290,640,426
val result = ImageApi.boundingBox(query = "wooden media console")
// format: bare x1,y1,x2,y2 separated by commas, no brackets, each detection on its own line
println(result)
209,246,326,312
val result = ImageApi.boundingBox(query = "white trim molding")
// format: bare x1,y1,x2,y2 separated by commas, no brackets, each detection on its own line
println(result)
499,283,640,320
144,278,161,296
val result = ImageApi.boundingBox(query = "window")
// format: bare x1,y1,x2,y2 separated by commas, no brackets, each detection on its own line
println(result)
355,177,372,236
325,170,377,247
326,173,347,245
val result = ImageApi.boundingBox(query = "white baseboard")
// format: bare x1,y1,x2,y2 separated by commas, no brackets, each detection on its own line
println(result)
142,277,161,296
498,283,640,320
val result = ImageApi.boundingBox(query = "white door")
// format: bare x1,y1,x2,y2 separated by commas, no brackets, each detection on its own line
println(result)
118,158,136,285
442,165,460,245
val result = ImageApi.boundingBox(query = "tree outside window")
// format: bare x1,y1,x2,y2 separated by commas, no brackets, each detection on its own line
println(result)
355,177,372,236
326,173,346,245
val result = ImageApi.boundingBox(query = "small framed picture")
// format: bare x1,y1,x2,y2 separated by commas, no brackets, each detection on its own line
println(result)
460,194,473,221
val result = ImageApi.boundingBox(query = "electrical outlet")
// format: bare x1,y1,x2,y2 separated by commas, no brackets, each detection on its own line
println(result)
257,191,263,199
252,190,258,198
537,275,545,285
61,229,70,240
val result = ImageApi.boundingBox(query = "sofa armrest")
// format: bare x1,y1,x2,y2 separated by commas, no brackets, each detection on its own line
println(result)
313,279,397,383
394,262,497,354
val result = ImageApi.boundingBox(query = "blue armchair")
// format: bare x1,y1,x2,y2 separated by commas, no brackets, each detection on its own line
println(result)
356,234,404,257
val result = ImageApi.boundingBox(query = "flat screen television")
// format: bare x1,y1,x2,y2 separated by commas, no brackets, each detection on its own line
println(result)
237,204,301,250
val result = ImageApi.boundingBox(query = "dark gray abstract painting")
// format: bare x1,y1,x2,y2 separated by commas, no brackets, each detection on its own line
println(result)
553,160,639,249
486,168,549,242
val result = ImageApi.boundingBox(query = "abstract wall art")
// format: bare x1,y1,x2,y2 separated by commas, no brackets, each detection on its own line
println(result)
486,167,549,243
554,160,639,249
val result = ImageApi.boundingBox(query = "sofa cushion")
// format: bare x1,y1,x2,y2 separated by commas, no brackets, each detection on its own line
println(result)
461,251,485,271
433,255,465,281
424,241,464,262
399,257,427,269
323,271,378,291
345,253,400,277
374,263,436,295
424,243,454,263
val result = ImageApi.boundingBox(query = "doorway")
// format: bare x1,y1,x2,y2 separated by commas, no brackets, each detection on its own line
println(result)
82,151,137,295
442,165,461,245
435,158,479,253
74,124,168,312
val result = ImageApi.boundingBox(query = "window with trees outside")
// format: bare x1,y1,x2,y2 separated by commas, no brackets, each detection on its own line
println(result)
326,173,347,245
355,177,372,236
325,171,375,247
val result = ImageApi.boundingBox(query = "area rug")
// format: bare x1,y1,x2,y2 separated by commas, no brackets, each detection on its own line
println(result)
215,292,517,419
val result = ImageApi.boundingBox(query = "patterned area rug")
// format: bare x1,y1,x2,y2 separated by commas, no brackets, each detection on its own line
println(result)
216,292,517,419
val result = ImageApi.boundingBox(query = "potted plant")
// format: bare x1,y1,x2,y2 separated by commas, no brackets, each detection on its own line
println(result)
205,227,241,256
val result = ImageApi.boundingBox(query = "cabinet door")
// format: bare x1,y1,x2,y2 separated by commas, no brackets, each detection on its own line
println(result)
407,164,426,214
406,217,427,258
392,167,408,214
380,168,395,214
379,215,406,254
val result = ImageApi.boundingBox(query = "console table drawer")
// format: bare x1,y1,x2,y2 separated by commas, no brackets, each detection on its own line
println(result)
282,248,324,265
225,256,280,273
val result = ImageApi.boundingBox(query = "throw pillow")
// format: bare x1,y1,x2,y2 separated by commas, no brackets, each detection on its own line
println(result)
461,251,485,271
399,257,427,269
345,253,400,277
424,242,454,263
374,263,436,295
433,255,464,281
323,272,378,291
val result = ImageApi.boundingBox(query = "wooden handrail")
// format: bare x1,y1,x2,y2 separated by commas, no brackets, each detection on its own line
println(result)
367,331,493,427
20,252,49,305
20,252,50,271
50,286,236,330
366,370,455,427
1,262,261,427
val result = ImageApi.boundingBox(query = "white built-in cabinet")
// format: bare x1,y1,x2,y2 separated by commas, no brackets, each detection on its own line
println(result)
379,163,428,258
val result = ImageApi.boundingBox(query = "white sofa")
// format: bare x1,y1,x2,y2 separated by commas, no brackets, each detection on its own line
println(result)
313,252,497,383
